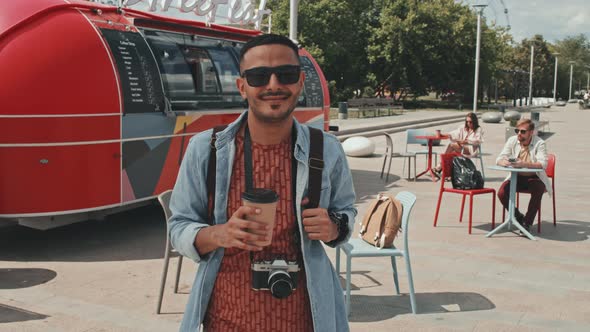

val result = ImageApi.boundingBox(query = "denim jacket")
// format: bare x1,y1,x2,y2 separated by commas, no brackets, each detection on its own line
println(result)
169,112,357,331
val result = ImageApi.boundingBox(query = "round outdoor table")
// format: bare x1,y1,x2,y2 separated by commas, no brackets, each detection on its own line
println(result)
415,135,449,182
486,165,543,240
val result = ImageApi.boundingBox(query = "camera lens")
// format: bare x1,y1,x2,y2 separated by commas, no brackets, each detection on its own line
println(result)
268,270,293,299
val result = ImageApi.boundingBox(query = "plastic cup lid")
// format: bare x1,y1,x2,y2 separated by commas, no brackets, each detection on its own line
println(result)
242,188,279,203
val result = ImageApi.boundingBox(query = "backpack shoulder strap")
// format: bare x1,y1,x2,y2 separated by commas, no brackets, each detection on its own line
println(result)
206,125,227,224
375,197,395,248
360,194,388,235
306,127,324,209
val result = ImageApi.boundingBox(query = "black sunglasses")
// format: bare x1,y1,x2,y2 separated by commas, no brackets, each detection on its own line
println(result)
241,65,301,87
514,129,528,134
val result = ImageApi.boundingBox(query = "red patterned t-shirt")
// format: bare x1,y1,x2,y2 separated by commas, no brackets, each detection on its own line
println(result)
203,134,313,332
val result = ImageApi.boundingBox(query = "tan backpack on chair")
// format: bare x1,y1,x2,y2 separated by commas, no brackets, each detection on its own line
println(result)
359,193,403,249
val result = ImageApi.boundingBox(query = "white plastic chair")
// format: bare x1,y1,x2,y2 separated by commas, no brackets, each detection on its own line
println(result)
380,133,417,181
336,191,418,316
156,189,184,314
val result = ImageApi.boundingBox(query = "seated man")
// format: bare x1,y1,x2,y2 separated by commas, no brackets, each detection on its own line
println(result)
496,119,552,232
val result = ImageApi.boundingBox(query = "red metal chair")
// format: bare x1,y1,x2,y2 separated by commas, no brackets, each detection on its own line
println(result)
433,153,496,234
502,154,556,233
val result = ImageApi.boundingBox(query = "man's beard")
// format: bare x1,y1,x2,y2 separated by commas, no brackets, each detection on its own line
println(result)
249,91,297,124
518,136,531,145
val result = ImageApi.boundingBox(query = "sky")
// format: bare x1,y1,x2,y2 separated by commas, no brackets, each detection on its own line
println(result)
461,0,590,43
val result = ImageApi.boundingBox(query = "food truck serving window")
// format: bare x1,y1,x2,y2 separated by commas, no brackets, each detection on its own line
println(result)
142,29,243,111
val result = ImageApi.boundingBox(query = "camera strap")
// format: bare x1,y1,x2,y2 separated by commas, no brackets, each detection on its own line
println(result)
244,122,298,263
206,118,324,258
243,121,324,211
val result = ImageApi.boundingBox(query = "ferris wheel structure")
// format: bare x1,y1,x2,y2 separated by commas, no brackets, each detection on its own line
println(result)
459,0,511,30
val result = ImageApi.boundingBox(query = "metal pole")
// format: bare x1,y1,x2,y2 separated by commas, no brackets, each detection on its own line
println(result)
569,63,574,100
513,72,517,107
473,5,486,112
529,45,535,105
289,0,298,43
553,54,559,102
528,45,534,105
494,78,498,104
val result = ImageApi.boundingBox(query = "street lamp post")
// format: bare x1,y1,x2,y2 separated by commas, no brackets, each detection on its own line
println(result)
528,45,534,105
472,4,487,112
289,0,299,43
569,61,575,100
552,53,559,102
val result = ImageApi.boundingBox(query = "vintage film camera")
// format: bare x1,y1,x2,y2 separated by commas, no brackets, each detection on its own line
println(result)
251,259,300,299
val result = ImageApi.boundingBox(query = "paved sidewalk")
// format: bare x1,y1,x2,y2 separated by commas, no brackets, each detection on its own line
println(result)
1,104,589,331
344,104,590,331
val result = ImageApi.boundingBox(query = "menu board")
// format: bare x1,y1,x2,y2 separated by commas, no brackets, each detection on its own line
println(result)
300,56,324,107
101,29,166,114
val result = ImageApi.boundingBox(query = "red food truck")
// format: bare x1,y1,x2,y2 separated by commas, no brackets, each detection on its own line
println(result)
0,0,330,229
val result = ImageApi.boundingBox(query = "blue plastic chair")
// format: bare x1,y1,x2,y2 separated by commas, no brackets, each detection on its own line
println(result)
463,142,485,180
473,143,485,180
380,133,417,181
405,129,437,173
336,191,418,315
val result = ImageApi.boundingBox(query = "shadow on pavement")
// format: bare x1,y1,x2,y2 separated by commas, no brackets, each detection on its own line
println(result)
472,220,589,242
0,204,166,262
533,220,589,242
0,303,49,323
351,169,400,205
338,271,383,291
349,292,495,322
538,132,555,139
0,268,57,289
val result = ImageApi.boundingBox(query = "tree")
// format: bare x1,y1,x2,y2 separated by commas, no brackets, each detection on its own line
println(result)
553,34,590,98
366,0,500,102
508,35,555,98
267,0,518,104
267,0,374,102
479,25,513,103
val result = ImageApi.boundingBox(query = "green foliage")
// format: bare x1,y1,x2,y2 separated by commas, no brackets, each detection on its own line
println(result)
362,86,375,98
507,35,555,97
267,0,373,103
553,35,590,98
265,0,590,104
366,0,503,102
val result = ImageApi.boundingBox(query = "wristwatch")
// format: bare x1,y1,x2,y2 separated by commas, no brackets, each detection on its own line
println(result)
327,211,349,244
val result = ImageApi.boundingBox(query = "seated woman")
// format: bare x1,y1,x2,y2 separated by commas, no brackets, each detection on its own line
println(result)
434,112,483,174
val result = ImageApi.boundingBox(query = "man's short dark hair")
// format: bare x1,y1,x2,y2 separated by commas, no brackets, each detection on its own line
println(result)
239,34,300,67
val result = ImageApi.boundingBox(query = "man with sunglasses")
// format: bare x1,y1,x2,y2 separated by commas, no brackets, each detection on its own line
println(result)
169,34,356,332
496,119,552,232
